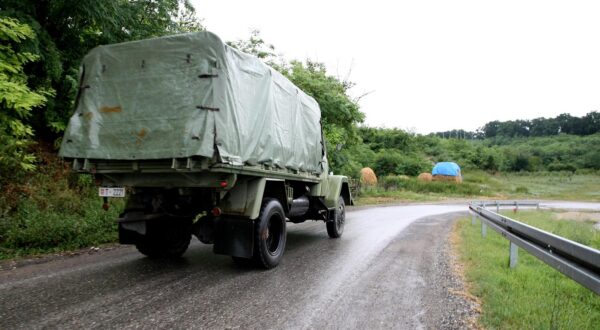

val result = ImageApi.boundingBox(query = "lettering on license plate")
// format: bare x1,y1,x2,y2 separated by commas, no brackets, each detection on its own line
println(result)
99,187,125,198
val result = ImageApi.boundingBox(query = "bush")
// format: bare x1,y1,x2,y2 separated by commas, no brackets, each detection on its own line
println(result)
373,150,429,176
547,162,577,173
0,149,123,259
3,198,118,251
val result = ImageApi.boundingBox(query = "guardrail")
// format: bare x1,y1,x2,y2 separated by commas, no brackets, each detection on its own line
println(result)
469,201,600,295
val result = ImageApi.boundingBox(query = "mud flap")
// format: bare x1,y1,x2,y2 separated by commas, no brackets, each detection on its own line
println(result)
118,212,162,244
213,217,254,258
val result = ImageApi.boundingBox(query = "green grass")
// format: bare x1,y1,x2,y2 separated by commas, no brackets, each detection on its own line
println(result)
0,162,124,260
355,189,444,205
455,211,600,329
496,172,600,201
355,170,600,204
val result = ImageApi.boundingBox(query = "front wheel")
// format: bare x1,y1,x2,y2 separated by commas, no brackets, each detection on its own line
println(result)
326,196,345,238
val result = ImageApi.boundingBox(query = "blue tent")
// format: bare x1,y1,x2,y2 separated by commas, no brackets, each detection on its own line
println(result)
432,162,461,177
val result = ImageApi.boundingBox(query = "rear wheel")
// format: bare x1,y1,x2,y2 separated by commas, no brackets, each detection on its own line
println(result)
326,196,345,238
253,198,287,269
135,219,192,258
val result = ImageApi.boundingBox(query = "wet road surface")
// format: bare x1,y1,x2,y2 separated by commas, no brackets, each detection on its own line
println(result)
0,204,476,329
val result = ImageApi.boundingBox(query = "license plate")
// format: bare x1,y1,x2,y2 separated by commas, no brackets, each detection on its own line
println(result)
99,187,126,198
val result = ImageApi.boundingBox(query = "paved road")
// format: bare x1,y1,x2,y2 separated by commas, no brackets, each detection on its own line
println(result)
0,204,476,329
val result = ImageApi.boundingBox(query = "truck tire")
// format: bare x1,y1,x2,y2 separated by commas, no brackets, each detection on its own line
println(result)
254,198,287,269
326,196,345,238
135,219,192,258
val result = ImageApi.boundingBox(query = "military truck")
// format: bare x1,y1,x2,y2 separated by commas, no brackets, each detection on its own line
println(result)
59,32,352,268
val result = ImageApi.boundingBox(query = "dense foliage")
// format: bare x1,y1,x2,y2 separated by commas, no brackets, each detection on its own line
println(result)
0,17,50,177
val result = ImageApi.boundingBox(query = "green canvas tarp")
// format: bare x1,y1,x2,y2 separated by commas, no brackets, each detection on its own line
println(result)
59,32,323,174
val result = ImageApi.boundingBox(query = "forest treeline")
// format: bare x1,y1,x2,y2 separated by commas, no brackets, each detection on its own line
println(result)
333,128,600,178
434,111,600,140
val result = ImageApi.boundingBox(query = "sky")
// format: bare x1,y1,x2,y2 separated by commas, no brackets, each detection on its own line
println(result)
191,0,600,134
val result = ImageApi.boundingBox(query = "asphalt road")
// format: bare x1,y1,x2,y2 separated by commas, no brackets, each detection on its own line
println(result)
0,204,478,329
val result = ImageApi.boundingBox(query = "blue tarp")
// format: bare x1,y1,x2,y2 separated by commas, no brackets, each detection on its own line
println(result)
432,162,461,176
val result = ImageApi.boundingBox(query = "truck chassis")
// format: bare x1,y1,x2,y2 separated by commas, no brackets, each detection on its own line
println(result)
74,156,352,269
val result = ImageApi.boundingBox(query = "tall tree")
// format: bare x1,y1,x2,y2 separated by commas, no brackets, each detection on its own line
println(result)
282,60,364,148
0,17,50,179
227,29,277,63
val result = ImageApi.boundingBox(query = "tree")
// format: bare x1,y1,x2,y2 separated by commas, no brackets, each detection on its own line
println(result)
482,120,500,138
0,17,50,178
281,60,364,147
581,111,600,135
530,117,559,136
227,29,277,63
359,127,414,152
2,0,204,140
373,150,428,177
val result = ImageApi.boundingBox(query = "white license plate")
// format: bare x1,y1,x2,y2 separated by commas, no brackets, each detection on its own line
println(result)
99,187,126,198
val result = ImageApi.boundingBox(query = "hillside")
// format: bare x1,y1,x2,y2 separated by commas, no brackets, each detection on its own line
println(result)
334,129,600,178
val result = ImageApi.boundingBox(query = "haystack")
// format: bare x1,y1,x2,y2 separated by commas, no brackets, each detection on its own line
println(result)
359,167,378,186
431,162,462,184
418,172,433,182
432,174,463,183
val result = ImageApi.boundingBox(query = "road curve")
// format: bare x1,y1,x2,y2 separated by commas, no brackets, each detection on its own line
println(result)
0,204,474,329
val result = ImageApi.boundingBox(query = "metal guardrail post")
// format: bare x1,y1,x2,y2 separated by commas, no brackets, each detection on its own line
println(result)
496,201,499,213
481,221,487,238
509,242,519,268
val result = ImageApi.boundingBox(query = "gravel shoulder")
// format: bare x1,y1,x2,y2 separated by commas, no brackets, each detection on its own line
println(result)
310,211,479,329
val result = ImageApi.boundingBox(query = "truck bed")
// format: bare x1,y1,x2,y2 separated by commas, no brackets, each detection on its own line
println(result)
59,32,324,176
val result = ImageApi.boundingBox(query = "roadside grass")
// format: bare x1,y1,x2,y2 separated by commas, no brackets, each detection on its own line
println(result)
455,210,600,329
355,170,600,204
0,152,124,260
497,172,600,201
355,172,494,205
356,190,443,205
